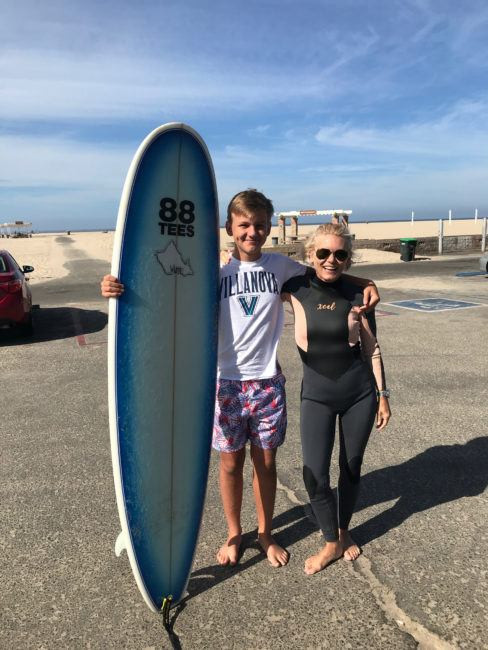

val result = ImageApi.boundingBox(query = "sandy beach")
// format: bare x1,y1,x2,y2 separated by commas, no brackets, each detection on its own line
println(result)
1,218,484,285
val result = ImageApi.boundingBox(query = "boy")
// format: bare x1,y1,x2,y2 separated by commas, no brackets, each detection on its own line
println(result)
101,189,379,568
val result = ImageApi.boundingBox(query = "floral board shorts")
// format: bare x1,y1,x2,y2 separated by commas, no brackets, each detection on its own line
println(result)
212,374,287,452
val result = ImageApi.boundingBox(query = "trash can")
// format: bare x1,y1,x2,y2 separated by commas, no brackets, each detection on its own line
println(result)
400,238,417,262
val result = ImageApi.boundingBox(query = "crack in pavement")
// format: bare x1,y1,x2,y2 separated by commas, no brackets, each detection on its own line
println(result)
277,477,303,505
349,557,456,650
276,478,456,650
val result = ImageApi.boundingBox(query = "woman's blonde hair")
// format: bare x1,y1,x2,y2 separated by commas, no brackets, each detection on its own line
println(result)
305,223,354,268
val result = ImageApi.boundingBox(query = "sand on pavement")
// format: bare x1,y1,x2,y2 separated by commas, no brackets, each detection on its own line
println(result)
1,232,115,284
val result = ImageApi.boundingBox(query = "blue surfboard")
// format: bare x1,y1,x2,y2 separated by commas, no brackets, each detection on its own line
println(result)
108,123,219,612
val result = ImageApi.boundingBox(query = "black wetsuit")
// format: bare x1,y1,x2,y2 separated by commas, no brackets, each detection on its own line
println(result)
282,273,381,541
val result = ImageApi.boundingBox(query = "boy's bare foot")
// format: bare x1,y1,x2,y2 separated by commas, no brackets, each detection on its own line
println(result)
304,541,343,575
258,532,289,567
217,534,242,566
339,529,361,561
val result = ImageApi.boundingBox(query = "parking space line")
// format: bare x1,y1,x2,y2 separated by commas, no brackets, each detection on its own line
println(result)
375,309,398,317
70,309,87,346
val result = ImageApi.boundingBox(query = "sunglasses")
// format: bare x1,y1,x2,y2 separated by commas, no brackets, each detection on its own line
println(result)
315,248,349,262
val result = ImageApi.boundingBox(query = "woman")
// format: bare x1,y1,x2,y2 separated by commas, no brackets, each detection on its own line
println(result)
282,223,391,575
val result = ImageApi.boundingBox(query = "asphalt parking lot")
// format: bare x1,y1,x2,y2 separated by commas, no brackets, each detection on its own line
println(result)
1,253,487,649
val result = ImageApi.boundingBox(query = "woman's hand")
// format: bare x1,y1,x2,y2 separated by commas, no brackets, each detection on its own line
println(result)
100,274,124,298
376,396,391,430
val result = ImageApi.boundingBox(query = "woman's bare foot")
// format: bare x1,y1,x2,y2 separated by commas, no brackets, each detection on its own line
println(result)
258,532,289,567
304,541,343,575
217,533,242,566
339,529,361,561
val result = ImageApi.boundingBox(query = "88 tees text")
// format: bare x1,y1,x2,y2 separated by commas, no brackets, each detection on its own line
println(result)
159,198,195,237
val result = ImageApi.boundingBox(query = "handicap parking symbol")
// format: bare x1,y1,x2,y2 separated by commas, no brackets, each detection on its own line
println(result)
386,298,484,312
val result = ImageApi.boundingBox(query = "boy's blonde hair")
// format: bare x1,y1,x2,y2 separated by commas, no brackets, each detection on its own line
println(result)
226,189,274,223
305,223,354,268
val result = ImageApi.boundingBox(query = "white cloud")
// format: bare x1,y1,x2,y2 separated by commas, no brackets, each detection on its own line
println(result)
246,125,271,136
315,100,488,157
297,164,398,174
2,1,488,121
0,132,136,227
0,48,355,122
0,133,132,189
266,165,488,218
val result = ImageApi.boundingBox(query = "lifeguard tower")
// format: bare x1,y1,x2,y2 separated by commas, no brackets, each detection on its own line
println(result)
274,210,352,244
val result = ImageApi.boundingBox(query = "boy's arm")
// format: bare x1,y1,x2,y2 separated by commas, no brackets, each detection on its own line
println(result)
342,273,380,311
100,274,124,298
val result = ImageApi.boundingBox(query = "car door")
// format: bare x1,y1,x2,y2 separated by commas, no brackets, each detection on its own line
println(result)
8,253,32,315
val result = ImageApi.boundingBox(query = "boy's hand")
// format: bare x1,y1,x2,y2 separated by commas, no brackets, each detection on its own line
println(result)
362,283,380,311
101,274,124,298
343,274,380,311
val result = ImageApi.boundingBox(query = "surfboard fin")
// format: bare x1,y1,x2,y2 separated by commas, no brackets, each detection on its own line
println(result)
115,530,127,557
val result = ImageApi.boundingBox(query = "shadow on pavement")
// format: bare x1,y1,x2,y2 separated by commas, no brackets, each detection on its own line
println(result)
189,438,487,600
163,603,186,649
351,436,488,545
0,306,107,346
31,256,111,306
186,505,315,600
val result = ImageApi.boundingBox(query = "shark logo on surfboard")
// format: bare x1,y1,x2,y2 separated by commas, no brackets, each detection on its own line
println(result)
155,241,194,276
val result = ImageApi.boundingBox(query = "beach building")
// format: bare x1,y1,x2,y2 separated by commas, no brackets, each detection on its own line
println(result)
274,210,352,244
0,221,33,238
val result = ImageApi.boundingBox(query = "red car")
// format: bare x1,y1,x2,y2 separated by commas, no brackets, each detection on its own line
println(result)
0,250,35,335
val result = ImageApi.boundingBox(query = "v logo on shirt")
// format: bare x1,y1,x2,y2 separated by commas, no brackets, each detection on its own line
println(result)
238,295,260,316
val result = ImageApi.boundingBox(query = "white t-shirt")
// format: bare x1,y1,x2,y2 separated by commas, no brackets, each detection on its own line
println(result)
218,253,306,380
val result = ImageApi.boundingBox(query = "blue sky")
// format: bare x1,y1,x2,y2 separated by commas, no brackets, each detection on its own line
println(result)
1,0,488,230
